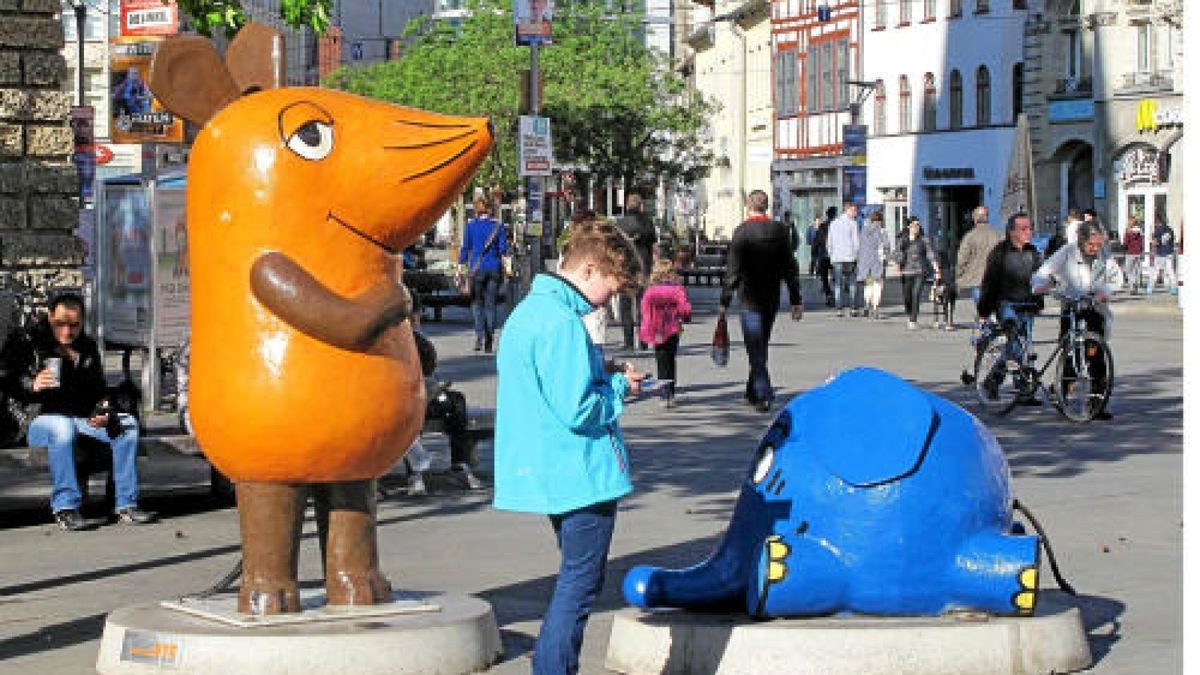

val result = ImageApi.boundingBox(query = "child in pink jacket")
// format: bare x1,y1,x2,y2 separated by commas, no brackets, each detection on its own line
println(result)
639,259,692,407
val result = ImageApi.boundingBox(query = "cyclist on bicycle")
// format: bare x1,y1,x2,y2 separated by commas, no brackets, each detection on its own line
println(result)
1032,219,1124,419
977,213,1044,401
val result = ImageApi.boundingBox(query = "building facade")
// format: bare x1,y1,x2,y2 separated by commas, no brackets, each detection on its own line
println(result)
771,0,863,268
863,0,1034,248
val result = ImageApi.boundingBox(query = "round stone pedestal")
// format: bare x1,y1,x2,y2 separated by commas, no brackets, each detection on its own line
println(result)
96,593,501,674
605,593,1091,675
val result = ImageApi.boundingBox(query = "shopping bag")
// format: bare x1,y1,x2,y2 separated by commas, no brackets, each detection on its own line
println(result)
711,313,730,367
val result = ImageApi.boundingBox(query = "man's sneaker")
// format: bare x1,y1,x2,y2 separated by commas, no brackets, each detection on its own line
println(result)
54,508,91,531
755,400,772,413
406,472,428,497
115,506,158,525
452,463,484,490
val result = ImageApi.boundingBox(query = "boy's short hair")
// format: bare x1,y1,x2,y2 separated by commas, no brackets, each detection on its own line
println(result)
561,219,642,293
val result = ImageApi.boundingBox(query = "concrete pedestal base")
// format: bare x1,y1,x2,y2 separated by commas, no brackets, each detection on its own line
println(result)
96,592,501,674
606,593,1092,675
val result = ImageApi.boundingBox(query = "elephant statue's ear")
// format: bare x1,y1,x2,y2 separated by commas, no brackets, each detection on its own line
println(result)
800,368,936,487
225,21,287,94
148,36,241,126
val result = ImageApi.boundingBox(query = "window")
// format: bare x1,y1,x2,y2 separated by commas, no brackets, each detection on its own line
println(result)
875,0,887,27
924,0,936,20
1065,29,1080,78
899,75,911,132
836,39,850,109
1012,63,1024,122
922,73,937,131
949,70,963,129
874,79,886,135
900,0,912,23
949,0,963,16
976,0,989,12
976,65,991,125
821,42,834,110
62,7,108,41
1013,0,1027,8
806,45,819,112
1136,23,1151,72
775,50,799,117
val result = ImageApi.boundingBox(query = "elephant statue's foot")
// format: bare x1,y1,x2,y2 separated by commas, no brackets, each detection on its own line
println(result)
313,479,393,607
235,481,306,615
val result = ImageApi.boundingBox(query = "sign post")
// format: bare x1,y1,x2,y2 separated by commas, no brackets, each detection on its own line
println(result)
842,124,868,210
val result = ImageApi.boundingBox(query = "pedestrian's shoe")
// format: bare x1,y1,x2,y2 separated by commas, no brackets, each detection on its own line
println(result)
54,508,91,531
1017,396,1043,407
1093,410,1114,421
473,338,483,352
664,394,676,409
907,320,918,331
452,463,484,490
836,309,845,318
406,472,428,497
484,334,494,354
755,400,772,413
983,380,1000,400
115,506,158,525
850,309,859,317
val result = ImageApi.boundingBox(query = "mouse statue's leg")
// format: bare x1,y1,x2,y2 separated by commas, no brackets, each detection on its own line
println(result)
313,479,392,606
236,481,306,614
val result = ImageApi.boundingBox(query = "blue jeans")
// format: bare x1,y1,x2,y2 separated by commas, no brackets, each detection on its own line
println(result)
832,262,857,310
997,301,1036,362
532,500,617,675
471,268,502,342
740,309,778,404
28,413,140,513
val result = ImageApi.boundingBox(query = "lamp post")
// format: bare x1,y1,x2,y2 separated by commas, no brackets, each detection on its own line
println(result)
70,0,86,106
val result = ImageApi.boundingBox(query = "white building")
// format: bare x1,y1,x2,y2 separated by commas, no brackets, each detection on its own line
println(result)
864,0,1036,244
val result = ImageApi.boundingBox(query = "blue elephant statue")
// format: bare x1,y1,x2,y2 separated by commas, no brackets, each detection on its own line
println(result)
624,367,1040,617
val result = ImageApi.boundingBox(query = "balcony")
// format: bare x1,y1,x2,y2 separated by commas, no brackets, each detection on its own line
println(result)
1116,70,1174,94
1049,76,1093,99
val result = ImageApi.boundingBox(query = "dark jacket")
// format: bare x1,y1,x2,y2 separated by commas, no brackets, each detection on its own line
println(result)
458,216,509,273
615,212,657,279
1,318,107,418
720,215,802,312
977,240,1044,319
812,220,831,261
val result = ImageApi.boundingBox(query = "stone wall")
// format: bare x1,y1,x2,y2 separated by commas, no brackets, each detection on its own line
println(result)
0,0,84,334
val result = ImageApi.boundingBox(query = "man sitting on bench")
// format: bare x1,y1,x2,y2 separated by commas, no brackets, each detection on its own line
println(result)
5,293,156,530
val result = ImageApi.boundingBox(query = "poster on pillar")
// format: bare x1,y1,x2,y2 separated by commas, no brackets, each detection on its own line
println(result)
842,166,867,210
110,38,185,144
515,0,553,45
519,115,554,177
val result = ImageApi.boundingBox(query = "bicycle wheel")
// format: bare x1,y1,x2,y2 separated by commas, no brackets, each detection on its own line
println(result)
973,332,1022,416
1054,331,1114,422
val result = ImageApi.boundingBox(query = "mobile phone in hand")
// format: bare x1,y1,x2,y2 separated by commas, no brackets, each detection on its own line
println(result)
638,378,673,393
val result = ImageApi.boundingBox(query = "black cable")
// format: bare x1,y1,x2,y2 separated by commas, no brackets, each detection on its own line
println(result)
1013,498,1076,596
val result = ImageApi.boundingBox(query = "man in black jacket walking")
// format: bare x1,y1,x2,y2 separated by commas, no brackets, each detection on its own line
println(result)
5,293,156,530
719,190,803,412
615,192,656,350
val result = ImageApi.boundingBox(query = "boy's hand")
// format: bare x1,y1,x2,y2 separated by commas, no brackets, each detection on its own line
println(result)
622,363,648,394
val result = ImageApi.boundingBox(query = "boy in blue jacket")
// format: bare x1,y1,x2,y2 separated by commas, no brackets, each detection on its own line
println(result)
494,218,645,674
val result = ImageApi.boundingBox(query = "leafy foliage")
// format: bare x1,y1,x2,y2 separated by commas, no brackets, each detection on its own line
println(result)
323,0,714,193
175,0,331,37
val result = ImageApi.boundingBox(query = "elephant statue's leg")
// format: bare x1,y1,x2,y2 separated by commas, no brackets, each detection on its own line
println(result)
236,481,306,614
314,479,392,607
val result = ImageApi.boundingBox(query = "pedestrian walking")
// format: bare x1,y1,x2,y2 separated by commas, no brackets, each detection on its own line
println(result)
719,190,803,413
494,219,646,675
827,202,861,316
615,193,657,351
1122,219,1145,294
458,196,508,353
855,211,891,319
813,207,835,306
955,206,1004,312
894,216,941,330
639,259,692,408
1145,216,1178,295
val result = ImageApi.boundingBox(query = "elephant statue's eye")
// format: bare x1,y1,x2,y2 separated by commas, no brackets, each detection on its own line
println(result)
285,121,334,161
752,444,775,484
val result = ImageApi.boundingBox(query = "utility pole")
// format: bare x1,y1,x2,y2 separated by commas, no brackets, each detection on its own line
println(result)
527,42,543,278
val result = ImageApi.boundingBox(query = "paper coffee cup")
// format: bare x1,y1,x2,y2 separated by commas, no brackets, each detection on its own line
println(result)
43,357,62,388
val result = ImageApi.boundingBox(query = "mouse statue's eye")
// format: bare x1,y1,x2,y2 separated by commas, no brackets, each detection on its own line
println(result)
285,121,334,161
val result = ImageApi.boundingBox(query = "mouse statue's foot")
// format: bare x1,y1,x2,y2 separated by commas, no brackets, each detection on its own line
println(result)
314,479,393,607
235,481,307,615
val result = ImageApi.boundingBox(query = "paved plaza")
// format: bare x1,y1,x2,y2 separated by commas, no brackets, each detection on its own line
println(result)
0,285,1183,674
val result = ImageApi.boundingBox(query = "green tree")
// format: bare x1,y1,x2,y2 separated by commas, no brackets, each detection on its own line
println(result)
175,0,331,37
323,0,714,195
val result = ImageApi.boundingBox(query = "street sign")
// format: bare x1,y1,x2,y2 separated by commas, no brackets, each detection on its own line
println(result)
518,115,554,177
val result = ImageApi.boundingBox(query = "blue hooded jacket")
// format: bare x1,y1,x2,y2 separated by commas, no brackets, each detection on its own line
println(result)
493,274,633,515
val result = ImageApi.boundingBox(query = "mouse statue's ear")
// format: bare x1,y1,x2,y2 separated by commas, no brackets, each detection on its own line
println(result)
148,36,241,127
225,22,287,94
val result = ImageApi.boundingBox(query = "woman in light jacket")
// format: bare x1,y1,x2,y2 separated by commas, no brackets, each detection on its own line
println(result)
855,211,892,320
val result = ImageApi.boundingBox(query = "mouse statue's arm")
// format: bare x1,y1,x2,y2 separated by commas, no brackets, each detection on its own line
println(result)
250,251,412,352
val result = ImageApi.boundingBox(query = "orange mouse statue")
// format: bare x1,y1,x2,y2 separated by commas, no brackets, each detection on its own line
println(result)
149,24,493,615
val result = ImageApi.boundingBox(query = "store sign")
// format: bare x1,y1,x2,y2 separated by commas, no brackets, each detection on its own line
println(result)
110,39,184,144
120,0,179,37
922,166,975,181
1118,147,1161,184
1136,99,1184,132
518,115,554,176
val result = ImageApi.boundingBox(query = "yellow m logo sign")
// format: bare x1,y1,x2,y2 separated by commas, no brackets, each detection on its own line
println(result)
1136,99,1158,132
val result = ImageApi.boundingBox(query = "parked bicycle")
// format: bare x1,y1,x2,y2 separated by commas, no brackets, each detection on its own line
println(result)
971,293,1113,422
